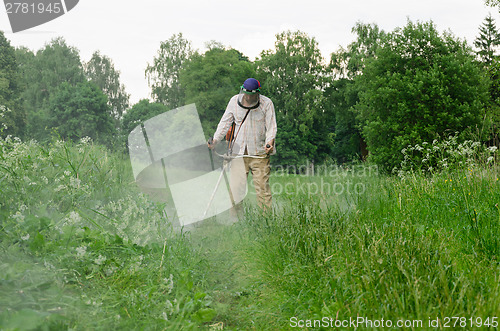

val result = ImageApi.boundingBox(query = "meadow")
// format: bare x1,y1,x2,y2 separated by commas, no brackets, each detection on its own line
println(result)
1,136,499,330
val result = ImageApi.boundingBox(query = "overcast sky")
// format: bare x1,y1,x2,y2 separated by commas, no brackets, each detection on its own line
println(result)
1,0,497,104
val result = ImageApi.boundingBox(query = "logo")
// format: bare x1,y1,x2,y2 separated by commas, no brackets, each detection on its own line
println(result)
4,0,79,33
127,104,247,227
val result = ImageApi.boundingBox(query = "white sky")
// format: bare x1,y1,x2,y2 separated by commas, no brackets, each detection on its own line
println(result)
1,0,497,104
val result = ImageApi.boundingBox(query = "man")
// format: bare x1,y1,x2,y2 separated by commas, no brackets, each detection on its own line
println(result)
208,78,277,210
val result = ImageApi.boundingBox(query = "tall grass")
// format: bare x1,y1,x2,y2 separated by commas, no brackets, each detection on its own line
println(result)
240,161,500,329
1,135,499,330
0,136,218,330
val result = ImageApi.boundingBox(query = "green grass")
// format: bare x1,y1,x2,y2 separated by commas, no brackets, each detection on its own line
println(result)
1,137,499,330
237,166,500,329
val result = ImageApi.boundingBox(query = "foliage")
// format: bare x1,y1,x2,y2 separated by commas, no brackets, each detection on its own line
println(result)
1,136,500,329
180,45,256,137
474,14,500,64
322,79,360,162
0,31,25,138
244,166,500,325
355,20,490,171
84,51,130,127
121,99,169,139
0,137,217,329
331,22,387,79
396,134,498,176
48,81,115,146
15,37,85,141
257,30,332,166
327,23,387,162
145,33,194,109
485,0,500,11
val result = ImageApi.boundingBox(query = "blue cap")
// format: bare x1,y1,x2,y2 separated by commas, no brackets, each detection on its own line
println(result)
241,78,261,93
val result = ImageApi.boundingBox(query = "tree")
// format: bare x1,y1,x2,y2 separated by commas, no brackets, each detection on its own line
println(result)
145,33,194,109
257,30,331,166
84,51,130,127
328,23,387,161
179,44,256,137
474,14,500,64
331,22,387,79
16,37,85,141
355,20,490,171
0,31,25,138
121,99,169,137
48,81,115,145
485,0,500,11
120,99,170,152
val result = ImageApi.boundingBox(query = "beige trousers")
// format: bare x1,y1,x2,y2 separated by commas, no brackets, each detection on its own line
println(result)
230,155,272,211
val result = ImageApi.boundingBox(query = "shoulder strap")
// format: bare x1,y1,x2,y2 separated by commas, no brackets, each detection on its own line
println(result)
228,108,251,153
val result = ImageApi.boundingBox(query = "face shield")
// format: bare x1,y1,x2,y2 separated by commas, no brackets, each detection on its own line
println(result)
237,86,260,110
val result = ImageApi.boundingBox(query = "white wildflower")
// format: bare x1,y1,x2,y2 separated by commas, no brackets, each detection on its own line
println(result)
21,234,30,241
94,255,107,265
488,146,498,153
165,299,174,314
161,312,168,321
164,274,174,294
487,156,494,163
11,211,25,222
80,136,92,145
66,211,82,225
70,177,81,188
41,176,49,185
54,184,66,192
76,246,87,258
64,170,71,176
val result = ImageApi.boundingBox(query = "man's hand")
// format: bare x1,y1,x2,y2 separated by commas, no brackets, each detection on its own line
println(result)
207,138,217,150
265,142,274,154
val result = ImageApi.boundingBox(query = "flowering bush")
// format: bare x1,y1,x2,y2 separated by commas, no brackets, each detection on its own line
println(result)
0,135,217,329
395,133,498,176
0,135,171,247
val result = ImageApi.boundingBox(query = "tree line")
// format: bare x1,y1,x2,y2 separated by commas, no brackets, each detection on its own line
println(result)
1,11,500,172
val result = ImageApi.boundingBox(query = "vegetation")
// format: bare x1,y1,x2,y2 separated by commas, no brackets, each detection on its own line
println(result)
355,21,489,171
4,15,500,168
1,137,499,329
2,9,500,329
